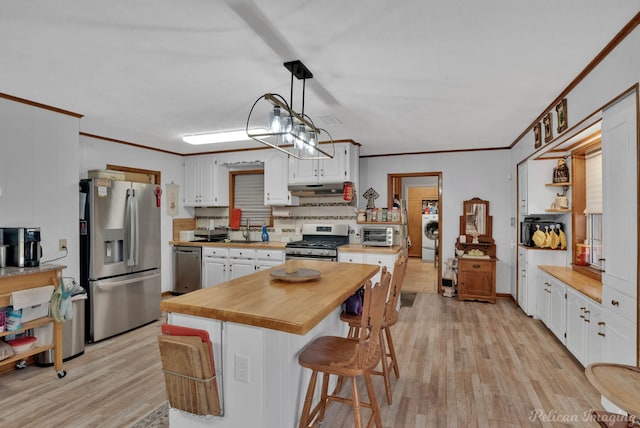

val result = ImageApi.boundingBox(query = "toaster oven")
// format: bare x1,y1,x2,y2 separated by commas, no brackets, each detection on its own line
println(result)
361,226,395,247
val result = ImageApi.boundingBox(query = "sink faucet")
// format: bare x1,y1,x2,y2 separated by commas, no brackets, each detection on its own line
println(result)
242,218,251,241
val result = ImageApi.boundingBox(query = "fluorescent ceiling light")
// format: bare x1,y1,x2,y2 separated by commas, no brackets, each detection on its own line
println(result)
183,129,268,145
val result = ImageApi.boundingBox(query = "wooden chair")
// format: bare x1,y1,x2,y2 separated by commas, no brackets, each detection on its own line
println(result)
297,270,392,428
339,255,408,404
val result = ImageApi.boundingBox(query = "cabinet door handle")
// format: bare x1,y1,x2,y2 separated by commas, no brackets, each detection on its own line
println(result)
611,300,619,306
597,321,605,337
472,264,481,269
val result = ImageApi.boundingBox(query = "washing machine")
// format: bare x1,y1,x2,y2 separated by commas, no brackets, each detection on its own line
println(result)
422,214,439,261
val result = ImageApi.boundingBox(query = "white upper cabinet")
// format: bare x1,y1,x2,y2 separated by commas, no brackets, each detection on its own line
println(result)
264,150,299,206
184,156,229,207
518,159,558,216
602,93,637,301
288,143,358,185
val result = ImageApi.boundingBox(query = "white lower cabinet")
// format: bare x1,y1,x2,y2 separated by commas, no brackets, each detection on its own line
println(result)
202,247,285,284
229,248,256,280
537,267,637,367
548,277,567,344
565,287,589,365
338,251,397,285
587,302,605,365
338,253,364,264
601,308,636,365
518,247,566,317
537,273,551,325
255,249,285,271
202,247,229,288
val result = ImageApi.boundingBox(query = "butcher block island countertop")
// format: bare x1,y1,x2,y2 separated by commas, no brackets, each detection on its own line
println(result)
161,259,378,335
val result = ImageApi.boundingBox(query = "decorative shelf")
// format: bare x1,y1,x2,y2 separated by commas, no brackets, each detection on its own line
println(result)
356,221,402,225
545,208,572,213
545,182,572,187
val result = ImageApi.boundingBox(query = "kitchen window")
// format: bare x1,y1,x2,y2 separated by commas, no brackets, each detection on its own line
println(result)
230,170,273,227
584,149,603,270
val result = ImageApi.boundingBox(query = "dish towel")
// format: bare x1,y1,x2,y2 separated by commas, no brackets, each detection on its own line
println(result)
10,285,54,310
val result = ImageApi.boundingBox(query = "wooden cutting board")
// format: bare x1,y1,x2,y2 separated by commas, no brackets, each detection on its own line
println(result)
173,218,196,241
158,335,220,415
160,325,221,415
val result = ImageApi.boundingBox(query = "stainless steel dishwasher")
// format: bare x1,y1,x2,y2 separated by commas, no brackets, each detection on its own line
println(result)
173,246,202,294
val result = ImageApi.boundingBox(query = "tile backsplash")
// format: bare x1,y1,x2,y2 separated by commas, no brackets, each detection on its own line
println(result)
195,196,359,242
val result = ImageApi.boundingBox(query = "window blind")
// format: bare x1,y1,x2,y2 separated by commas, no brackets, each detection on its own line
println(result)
584,151,602,214
234,173,271,227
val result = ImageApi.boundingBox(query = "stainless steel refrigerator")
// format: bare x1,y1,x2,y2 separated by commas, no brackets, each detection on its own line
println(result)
79,178,161,342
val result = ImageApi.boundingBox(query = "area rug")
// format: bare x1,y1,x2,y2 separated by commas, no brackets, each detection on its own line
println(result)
130,402,168,428
400,291,417,308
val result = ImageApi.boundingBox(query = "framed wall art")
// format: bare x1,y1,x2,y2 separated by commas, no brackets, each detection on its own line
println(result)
533,122,542,148
556,98,568,133
543,113,553,143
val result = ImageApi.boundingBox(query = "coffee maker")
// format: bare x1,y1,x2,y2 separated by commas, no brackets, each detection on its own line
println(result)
0,227,42,267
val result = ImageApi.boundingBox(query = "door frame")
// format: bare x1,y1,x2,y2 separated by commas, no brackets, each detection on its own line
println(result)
387,172,443,294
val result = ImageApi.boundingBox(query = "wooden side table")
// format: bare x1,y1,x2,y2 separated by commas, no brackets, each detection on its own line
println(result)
586,363,640,419
457,256,496,303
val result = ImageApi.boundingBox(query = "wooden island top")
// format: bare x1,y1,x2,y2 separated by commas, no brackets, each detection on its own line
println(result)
161,260,379,335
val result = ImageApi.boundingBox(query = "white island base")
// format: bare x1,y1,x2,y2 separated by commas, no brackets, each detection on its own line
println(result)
167,308,348,428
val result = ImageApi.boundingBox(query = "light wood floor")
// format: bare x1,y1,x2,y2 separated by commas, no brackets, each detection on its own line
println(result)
402,257,438,293
0,282,603,427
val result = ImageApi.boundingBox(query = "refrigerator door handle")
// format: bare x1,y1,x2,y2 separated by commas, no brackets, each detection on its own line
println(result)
95,270,161,292
126,188,136,267
132,188,139,266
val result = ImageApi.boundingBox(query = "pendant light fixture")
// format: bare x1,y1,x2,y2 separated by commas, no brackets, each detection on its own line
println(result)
246,60,334,160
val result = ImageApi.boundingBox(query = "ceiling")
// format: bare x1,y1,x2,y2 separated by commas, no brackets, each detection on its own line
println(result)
1,1,638,157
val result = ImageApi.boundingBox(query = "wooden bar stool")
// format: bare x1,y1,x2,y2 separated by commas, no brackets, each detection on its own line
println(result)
297,270,391,428
339,256,408,404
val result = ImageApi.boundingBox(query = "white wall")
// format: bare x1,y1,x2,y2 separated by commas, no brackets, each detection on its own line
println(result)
79,135,186,292
0,98,80,281
360,149,514,294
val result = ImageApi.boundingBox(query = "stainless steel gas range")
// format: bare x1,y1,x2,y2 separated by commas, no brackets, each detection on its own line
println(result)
285,224,350,261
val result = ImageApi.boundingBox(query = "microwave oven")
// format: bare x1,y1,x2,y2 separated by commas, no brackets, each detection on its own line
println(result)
361,226,395,247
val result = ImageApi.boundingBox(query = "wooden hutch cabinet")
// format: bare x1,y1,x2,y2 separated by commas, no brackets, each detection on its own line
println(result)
456,198,497,303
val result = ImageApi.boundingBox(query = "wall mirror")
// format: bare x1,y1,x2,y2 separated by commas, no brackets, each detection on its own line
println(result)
460,197,492,242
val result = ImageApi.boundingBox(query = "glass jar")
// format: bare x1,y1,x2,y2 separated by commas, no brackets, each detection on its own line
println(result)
576,244,590,266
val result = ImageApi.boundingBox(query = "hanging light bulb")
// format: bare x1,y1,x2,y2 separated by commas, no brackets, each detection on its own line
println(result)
296,123,307,145
268,105,282,133
283,116,294,145
307,129,317,154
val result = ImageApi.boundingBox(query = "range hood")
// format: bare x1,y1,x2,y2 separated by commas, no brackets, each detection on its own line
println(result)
288,182,344,196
